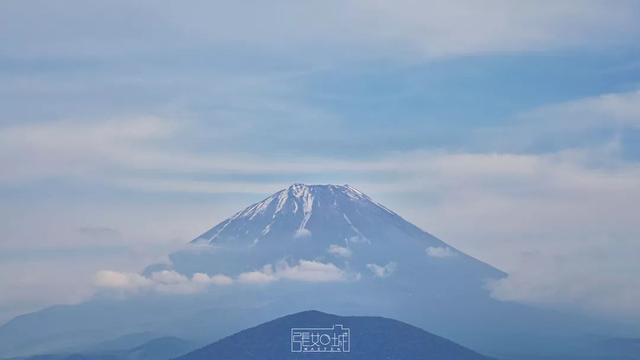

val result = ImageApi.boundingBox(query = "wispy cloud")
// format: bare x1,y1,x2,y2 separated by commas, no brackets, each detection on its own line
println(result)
328,244,352,258
3,88,640,195
366,262,396,278
1,1,637,60
485,89,640,152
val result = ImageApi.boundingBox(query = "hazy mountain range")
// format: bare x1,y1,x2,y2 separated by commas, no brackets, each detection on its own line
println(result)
0,184,636,360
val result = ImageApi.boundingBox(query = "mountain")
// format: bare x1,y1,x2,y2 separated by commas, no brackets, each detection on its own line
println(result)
0,184,632,360
170,183,503,280
121,336,194,360
82,333,164,354
177,310,493,360
594,337,640,360
14,336,195,360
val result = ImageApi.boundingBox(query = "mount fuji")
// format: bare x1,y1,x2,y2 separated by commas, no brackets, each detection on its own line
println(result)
0,184,624,360
166,183,503,284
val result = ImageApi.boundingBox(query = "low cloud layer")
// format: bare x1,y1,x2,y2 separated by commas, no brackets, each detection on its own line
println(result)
95,270,233,294
238,260,349,284
96,259,349,294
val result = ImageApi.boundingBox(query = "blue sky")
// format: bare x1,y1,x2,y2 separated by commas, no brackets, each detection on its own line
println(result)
1,0,640,324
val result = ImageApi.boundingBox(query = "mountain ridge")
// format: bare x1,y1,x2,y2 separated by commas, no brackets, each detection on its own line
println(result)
176,310,494,360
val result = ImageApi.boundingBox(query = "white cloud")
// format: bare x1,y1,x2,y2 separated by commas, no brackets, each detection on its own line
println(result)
237,260,348,284
237,265,278,284
366,262,396,278
485,249,640,319
0,116,175,184
192,272,233,286
95,270,232,294
149,270,199,294
425,246,456,258
524,90,640,130
328,244,352,258
275,260,346,282
150,270,189,284
95,270,152,291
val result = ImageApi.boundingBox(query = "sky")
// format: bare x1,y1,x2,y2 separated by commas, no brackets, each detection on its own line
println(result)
1,0,640,324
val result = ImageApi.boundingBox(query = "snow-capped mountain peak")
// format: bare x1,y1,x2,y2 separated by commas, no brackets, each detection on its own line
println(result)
192,184,397,245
